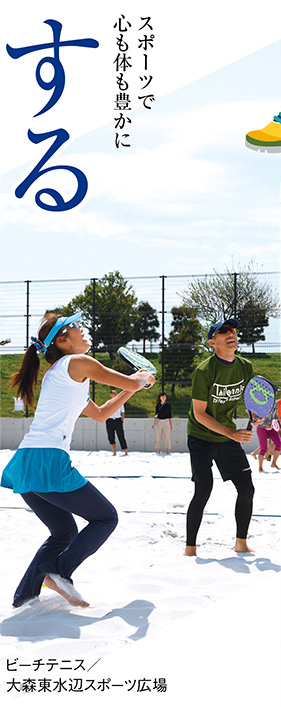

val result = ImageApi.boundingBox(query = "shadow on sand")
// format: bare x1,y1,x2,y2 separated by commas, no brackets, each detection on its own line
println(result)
196,555,281,574
0,598,155,643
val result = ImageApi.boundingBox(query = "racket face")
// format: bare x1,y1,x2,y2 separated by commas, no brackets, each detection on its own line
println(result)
244,376,275,417
117,347,157,375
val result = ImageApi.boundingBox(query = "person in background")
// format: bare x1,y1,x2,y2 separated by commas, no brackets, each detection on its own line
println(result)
256,424,281,471
105,389,128,455
152,392,172,454
255,398,281,472
250,439,274,462
251,397,281,471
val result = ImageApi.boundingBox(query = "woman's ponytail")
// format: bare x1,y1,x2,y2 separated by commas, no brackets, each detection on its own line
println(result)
10,311,64,408
10,344,40,408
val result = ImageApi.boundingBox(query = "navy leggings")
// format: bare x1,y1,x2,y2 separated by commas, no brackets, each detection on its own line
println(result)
186,471,254,546
13,481,118,607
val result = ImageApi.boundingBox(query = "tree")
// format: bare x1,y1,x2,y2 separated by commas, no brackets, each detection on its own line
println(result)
163,307,202,393
181,263,280,350
57,271,138,358
0,339,11,346
132,301,160,353
236,300,269,353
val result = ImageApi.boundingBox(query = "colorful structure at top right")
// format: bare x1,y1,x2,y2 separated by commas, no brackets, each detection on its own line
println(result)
246,112,281,151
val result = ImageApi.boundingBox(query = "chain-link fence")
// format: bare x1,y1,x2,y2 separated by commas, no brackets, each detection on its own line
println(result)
1,271,280,416
1,271,280,351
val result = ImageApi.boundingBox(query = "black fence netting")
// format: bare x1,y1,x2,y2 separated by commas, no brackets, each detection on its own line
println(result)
1,271,280,417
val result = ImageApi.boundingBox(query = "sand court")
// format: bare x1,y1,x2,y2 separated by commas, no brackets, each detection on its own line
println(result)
0,449,280,704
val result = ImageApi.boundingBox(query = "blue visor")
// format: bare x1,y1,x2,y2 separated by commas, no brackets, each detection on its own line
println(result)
43,311,82,348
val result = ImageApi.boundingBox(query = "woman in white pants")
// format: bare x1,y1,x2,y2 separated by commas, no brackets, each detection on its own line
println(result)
152,392,172,454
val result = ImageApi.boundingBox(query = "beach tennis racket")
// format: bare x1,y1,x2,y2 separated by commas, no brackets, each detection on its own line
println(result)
244,375,277,430
117,347,157,387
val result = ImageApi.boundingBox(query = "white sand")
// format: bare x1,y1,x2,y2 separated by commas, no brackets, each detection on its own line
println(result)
0,449,280,705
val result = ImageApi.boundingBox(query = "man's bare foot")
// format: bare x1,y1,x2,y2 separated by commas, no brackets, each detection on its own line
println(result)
183,545,197,556
44,575,89,607
234,539,254,553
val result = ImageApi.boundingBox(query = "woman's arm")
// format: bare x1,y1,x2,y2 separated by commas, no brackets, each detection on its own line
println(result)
82,389,135,423
69,354,153,391
168,404,172,428
152,404,158,428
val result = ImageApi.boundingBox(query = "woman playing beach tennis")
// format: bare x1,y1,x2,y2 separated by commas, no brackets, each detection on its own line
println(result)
1,311,155,609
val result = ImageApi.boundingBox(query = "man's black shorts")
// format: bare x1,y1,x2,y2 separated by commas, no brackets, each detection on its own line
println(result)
187,435,251,482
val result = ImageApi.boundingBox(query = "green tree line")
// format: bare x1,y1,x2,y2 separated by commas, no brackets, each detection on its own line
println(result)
45,264,279,386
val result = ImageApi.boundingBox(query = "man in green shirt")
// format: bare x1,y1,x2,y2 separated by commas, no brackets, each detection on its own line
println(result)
185,318,261,557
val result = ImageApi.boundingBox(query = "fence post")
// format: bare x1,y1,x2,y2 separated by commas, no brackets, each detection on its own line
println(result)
160,275,166,391
233,272,237,317
233,272,237,418
91,278,96,401
25,280,30,418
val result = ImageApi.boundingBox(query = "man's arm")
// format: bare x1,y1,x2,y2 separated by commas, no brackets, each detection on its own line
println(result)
193,399,254,442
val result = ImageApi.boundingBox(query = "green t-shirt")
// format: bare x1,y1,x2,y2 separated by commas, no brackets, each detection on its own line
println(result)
187,354,253,442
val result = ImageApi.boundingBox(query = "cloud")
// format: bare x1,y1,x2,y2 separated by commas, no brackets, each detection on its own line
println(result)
1,39,280,281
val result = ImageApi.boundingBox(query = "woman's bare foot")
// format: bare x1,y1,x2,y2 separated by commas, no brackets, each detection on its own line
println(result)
250,452,257,459
234,539,254,553
271,463,280,470
44,575,89,607
183,545,197,556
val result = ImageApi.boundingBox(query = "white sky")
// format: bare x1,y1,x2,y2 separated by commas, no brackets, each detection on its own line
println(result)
1,0,281,281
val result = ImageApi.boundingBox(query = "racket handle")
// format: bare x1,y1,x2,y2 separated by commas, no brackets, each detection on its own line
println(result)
141,372,153,388
246,421,252,431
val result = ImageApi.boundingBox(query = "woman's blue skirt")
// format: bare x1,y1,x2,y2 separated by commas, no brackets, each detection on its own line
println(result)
0,448,87,494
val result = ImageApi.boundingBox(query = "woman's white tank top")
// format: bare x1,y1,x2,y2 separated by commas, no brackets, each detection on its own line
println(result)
19,355,90,452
